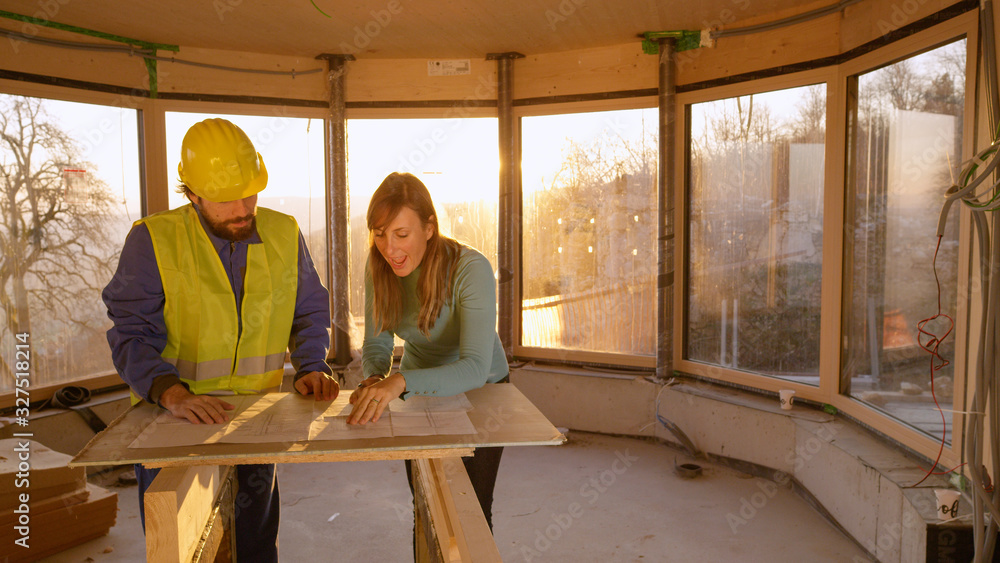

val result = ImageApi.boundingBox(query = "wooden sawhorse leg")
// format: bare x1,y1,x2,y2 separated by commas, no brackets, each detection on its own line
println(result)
144,465,237,563
412,457,503,563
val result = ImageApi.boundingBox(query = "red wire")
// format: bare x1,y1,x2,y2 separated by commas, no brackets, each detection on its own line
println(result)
912,236,955,487
930,462,967,476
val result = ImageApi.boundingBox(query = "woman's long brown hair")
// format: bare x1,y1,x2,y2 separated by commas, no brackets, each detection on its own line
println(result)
367,172,462,336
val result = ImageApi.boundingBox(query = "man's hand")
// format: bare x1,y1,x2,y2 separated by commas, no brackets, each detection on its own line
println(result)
294,371,340,401
158,383,235,424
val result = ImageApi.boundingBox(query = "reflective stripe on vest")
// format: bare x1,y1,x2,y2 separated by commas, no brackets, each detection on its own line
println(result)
138,204,298,401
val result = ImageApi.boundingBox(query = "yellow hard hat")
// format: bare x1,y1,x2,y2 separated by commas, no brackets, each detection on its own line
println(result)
177,118,268,202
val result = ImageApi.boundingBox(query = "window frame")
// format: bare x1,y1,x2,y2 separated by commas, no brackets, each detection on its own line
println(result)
343,107,502,357
674,13,978,464
834,14,978,464
0,78,148,409
676,68,840,393
0,12,980,464
0,83,333,409
513,97,659,368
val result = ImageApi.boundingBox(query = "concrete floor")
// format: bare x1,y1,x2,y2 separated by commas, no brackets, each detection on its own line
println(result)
41,432,870,562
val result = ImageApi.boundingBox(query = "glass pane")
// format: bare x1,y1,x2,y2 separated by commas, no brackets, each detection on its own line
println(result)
521,108,657,355
0,94,141,392
164,111,327,286
687,85,827,385
843,39,966,443
347,118,499,348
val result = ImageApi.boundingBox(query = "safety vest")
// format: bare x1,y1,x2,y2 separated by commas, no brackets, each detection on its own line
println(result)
136,204,299,401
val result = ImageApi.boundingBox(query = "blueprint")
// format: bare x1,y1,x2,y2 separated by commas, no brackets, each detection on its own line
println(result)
128,392,475,448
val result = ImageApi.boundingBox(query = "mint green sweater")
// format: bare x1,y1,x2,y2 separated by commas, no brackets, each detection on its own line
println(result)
361,246,508,397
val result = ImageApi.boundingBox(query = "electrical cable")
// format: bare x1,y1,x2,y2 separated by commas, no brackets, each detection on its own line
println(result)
141,54,323,77
923,5,999,560
0,27,150,54
710,0,866,39
650,382,701,458
0,27,324,78
912,236,955,487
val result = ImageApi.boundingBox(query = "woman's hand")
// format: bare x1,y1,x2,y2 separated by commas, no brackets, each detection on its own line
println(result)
348,372,406,425
349,375,385,404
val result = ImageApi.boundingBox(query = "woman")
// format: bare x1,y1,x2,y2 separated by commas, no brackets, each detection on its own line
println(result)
348,171,509,532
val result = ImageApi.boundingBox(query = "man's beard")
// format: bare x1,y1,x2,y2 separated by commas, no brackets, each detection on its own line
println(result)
205,213,256,241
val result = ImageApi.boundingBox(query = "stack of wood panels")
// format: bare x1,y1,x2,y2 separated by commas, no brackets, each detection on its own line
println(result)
0,438,117,562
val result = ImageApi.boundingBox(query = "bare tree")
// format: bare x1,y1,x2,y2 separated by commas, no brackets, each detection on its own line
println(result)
520,123,658,353
0,96,120,382
788,85,826,143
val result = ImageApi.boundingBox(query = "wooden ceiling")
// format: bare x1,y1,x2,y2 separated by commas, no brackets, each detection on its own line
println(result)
0,0,817,59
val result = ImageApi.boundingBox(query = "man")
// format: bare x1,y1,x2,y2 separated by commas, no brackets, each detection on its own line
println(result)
102,118,338,562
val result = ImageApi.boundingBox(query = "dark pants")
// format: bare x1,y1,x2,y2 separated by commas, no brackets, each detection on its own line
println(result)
136,463,280,563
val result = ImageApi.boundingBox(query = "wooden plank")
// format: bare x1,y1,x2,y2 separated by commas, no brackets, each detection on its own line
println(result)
0,439,87,510
0,26,150,93
144,465,221,563
0,484,116,563
414,480,436,563
191,466,236,563
0,487,90,527
140,447,477,469
440,458,503,563
678,12,841,87
348,58,497,104
514,43,655,101
70,384,566,468
413,459,447,563
839,0,957,52
413,457,503,563
430,458,467,562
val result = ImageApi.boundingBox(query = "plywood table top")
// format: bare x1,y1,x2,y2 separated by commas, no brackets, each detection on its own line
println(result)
70,384,565,468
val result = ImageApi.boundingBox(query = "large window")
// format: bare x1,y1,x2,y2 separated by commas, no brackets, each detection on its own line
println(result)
842,39,966,443
0,94,141,392
164,111,327,285
346,118,499,346
521,108,657,356
687,85,827,384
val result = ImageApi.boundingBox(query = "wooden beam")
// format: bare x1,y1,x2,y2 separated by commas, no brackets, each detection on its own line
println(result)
413,457,502,563
144,465,222,563
440,458,502,563
190,466,236,563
